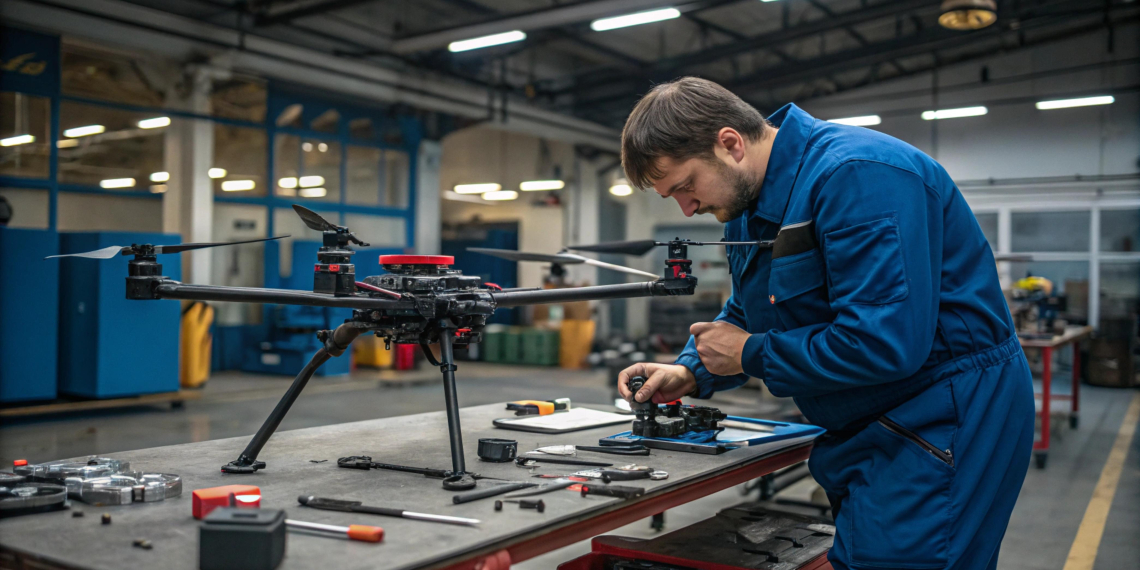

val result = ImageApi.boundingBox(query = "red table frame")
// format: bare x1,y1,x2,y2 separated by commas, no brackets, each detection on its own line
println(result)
1020,326,1093,469
435,443,813,570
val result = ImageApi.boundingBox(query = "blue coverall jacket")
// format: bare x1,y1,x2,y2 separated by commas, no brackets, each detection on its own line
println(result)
676,104,1035,570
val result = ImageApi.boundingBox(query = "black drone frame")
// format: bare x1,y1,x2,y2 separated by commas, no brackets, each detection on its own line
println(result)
49,204,772,490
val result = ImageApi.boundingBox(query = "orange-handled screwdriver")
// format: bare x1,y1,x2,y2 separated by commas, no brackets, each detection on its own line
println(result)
285,519,384,542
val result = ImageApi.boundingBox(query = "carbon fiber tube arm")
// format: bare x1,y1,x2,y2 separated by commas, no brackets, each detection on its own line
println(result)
490,280,689,307
151,280,409,310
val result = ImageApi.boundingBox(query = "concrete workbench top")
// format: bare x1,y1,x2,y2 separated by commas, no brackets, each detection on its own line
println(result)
0,404,814,570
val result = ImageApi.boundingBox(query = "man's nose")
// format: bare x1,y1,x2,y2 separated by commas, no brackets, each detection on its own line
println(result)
675,195,698,217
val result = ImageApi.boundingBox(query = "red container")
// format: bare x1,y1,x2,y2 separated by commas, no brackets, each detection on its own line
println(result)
395,344,417,371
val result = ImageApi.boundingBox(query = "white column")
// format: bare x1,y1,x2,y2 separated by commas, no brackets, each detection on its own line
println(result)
568,156,601,285
998,207,1012,289
163,68,214,284
1089,205,1100,330
415,140,442,254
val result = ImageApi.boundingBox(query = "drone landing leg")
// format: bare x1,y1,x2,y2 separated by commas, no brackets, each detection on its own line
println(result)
222,349,331,473
425,325,475,490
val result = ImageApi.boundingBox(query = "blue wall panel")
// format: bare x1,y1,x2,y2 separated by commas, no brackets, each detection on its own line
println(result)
57,232,182,398
0,228,60,402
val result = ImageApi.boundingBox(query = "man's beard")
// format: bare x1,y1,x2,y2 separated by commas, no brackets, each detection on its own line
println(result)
709,161,762,223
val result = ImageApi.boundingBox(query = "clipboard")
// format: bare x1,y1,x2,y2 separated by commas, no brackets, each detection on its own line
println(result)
492,407,631,434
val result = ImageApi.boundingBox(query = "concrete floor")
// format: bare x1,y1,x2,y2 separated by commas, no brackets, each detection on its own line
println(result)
1,362,1137,569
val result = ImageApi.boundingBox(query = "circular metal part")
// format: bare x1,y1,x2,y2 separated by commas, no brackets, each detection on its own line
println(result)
649,471,669,480
477,438,517,463
939,0,997,30
0,472,26,486
0,483,68,516
379,255,454,266
441,473,477,491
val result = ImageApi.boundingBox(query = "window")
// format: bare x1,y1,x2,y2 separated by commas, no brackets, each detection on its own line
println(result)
61,44,164,107
344,213,406,248
213,124,268,197
385,150,409,208
349,117,374,140
1100,209,1140,252
311,109,339,133
273,133,300,197
276,104,303,128
210,77,267,123
212,203,268,325
56,194,163,232
974,212,998,252
1100,261,1140,321
58,100,167,190
1011,211,1090,252
301,139,339,202
273,206,321,278
1,92,51,179
346,146,382,206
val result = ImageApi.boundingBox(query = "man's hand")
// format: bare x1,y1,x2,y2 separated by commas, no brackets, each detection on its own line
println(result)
618,363,697,404
691,321,750,376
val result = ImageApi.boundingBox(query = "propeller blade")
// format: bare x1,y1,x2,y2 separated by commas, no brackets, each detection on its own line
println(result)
467,248,585,265
567,239,659,256
292,204,338,232
45,245,128,260
692,240,775,248
157,235,290,254
579,257,659,279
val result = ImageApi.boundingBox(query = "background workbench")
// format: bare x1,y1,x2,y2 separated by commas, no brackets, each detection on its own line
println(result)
0,403,814,570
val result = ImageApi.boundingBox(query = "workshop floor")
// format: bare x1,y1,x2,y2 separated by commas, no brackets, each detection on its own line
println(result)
1,363,1136,570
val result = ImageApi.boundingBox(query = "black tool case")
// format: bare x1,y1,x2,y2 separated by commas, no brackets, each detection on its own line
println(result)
200,507,286,570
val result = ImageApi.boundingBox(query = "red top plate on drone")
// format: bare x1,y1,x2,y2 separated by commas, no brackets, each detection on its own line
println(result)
379,255,454,265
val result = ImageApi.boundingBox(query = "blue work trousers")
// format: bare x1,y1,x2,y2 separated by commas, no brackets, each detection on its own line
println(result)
810,336,1035,570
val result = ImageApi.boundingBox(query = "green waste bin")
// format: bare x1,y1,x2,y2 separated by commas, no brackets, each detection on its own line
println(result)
522,329,560,366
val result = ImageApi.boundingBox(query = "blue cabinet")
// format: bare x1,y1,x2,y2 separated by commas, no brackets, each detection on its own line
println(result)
57,232,182,398
0,228,60,402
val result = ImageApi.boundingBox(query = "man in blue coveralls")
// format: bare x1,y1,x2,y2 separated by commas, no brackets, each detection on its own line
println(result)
617,77,1035,570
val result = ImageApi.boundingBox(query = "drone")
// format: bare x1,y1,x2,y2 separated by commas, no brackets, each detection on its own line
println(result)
48,205,772,490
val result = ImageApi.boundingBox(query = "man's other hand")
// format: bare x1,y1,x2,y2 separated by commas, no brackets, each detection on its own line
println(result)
617,363,697,403
691,321,749,376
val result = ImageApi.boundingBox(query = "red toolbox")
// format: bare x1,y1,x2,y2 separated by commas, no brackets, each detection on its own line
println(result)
558,505,833,570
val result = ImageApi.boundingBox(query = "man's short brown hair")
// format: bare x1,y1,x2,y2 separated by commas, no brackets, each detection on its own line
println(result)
621,77,770,189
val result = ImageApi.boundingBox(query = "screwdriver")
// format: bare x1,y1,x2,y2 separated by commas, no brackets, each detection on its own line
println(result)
285,519,384,542
299,496,481,526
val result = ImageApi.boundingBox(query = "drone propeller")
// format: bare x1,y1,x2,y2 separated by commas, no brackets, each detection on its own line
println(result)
568,239,772,256
292,204,338,232
468,247,659,279
46,236,289,260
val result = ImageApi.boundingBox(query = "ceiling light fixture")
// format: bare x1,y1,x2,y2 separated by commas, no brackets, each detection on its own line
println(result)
299,187,327,198
150,171,170,182
0,134,35,147
482,190,519,201
591,8,680,31
221,180,256,192
138,117,171,129
921,106,988,120
609,184,633,196
828,115,882,127
208,168,227,179
317,142,328,152
57,139,79,148
150,184,168,194
448,31,526,52
99,178,136,189
939,0,997,30
454,183,501,194
64,125,105,138
520,180,565,191
278,177,298,189
299,175,325,188
1036,95,1115,110
302,142,313,152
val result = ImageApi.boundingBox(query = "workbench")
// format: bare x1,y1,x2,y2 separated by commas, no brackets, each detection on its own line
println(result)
0,404,816,570
1019,325,1094,469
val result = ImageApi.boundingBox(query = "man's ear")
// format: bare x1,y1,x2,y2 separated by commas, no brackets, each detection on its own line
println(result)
716,127,747,164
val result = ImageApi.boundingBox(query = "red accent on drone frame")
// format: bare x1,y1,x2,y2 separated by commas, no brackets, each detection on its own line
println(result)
379,255,454,265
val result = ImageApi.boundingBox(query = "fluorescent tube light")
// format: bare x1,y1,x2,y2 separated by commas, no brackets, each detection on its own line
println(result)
591,8,680,31
482,190,519,201
1036,95,1115,110
609,184,633,196
208,168,227,179
520,180,566,191
221,180,256,192
137,117,171,129
0,134,35,147
278,177,298,189
921,106,987,120
57,139,79,148
64,125,105,138
448,31,526,52
100,178,136,189
150,184,167,194
828,115,881,126
454,183,501,194
299,175,325,188
299,187,327,198
150,171,170,183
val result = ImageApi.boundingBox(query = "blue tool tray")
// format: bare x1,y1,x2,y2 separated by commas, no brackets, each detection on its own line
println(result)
601,416,824,455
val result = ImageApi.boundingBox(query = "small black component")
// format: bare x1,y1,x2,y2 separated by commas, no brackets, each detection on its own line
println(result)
523,499,545,513
102,513,111,525
132,539,152,550
72,511,84,518
442,473,476,491
200,508,286,570
627,379,727,439
308,460,327,464
477,438,517,462
494,500,503,511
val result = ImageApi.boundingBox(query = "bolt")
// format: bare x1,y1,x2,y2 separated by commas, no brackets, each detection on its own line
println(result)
101,513,111,525
132,539,152,550
72,511,84,518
